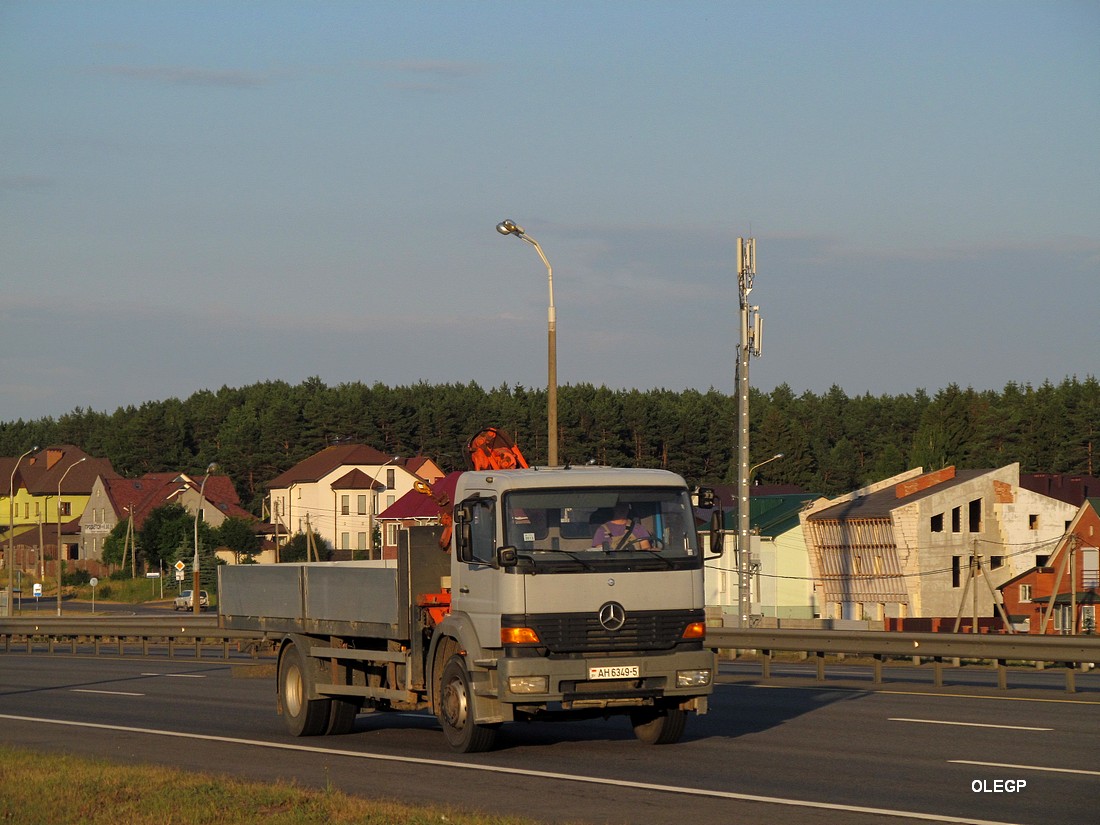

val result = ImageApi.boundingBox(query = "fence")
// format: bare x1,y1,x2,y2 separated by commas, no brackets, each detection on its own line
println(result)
707,626,1100,693
2,618,1097,692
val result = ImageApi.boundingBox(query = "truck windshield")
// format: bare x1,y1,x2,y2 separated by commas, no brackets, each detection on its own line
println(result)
502,487,701,572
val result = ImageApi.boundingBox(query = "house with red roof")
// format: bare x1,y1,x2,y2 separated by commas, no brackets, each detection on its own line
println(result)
266,444,444,559
2,445,119,579
376,472,461,559
79,471,253,567
1000,500,1100,634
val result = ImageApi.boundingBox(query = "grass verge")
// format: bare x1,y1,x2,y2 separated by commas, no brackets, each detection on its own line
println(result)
0,746,540,825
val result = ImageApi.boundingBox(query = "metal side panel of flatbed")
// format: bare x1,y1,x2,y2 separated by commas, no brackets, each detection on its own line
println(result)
218,560,403,638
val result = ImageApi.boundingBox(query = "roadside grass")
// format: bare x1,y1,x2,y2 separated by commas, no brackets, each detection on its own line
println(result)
0,746,542,825
70,576,178,605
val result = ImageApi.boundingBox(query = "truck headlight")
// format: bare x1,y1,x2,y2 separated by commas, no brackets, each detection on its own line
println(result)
676,669,712,688
508,675,549,694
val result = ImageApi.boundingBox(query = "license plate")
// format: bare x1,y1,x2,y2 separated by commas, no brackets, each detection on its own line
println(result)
588,664,639,680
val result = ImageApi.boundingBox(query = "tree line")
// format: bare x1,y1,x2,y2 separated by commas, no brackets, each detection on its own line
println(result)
1,375,1096,515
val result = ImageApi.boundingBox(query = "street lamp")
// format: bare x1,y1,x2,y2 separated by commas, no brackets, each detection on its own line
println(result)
496,219,558,467
55,457,86,616
193,463,217,616
749,453,785,483
6,445,38,617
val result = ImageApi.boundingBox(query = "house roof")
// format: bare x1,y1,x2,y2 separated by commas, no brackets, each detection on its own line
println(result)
378,472,461,520
3,445,119,496
103,472,251,528
1020,473,1100,506
742,494,819,537
806,467,991,521
268,444,398,487
330,468,386,491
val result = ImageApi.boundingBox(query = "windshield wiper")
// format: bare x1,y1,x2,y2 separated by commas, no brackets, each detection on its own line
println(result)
528,547,598,571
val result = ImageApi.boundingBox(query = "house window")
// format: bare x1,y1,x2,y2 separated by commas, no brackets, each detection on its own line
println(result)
952,556,962,588
60,502,72,517
386,523,399,547
386,495,395,509
386,468,395,490
357,495,367,515
1036,554,1049,568
1019,584,1032,602
990,555,1003,570
1083,549,1099,589
340,532,350,550
341,495,349,516
952,507,961,533
968,499,982,532
1028,514,1039,530
931,513,944,533
357,532,367,551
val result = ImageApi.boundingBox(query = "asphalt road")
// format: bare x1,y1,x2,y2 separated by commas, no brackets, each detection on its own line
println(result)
0,654,1097,824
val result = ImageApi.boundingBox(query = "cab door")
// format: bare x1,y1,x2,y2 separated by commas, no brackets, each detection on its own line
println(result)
451,494,501,649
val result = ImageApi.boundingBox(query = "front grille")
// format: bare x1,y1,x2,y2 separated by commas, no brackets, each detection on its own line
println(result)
505,609,703,654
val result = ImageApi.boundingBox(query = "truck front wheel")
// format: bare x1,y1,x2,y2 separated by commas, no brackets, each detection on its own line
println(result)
438,656,498,753
630,705,686,745
279,643,331,737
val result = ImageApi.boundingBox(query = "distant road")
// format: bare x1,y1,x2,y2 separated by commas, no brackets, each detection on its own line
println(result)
10,599,180,617
1,655,1097,824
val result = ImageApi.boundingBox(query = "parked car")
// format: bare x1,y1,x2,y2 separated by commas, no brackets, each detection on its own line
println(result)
174,589,209,611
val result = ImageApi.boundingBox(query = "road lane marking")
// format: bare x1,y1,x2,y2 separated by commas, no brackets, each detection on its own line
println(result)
721,682,1100,705
950,760,1100,777
141,673,206,678
890,718,1053,731
0,713,1026,825
71,689,144,697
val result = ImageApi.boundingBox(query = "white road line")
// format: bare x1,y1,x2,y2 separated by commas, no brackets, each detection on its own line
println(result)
950,760,1100,777
890,718,1053,732
71,689,144,697
0,713,1024,825
140,673,206,678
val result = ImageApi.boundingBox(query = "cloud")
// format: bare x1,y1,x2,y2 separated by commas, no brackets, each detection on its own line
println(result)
92,65,270,88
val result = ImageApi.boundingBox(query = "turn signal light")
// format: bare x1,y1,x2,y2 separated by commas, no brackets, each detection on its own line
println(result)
681,621,706,640
501,627,541,645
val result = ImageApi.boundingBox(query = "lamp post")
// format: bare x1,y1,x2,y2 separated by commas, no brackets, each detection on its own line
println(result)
6,445,38,617
367,456,400,559
496,219,558,467
749,453,785,483
193,463,217,616
55,457,86,616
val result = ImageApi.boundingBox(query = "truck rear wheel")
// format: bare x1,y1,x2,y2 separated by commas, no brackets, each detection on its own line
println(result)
630,706,686,745
279,643,331,737
438,656,498,753
326,698,359,735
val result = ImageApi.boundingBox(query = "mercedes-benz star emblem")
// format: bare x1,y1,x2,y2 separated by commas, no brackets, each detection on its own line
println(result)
598,601,627,632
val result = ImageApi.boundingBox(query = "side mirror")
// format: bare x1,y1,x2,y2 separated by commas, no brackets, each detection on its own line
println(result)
694,486,716,509
454,504,474,563
709,510,724,556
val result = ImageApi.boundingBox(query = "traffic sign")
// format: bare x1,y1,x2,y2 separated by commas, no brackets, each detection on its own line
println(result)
174,560,186,572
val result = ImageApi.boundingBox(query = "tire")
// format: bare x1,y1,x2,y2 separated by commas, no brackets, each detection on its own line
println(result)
325,698,359,735
630,706,687,745
279,643,331,737
437,655,498,753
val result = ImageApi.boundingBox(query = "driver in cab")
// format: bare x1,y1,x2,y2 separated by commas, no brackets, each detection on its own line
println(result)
592,503,652,551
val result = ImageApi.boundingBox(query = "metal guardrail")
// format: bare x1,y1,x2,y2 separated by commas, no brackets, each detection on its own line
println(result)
2,618,1097,691
707,627,1100,693
0,616,270,660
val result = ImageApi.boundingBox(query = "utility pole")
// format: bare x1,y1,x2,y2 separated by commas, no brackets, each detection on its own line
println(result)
736,237,763,628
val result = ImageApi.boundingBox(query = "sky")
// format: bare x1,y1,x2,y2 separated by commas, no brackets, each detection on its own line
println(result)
2,1,1098,424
